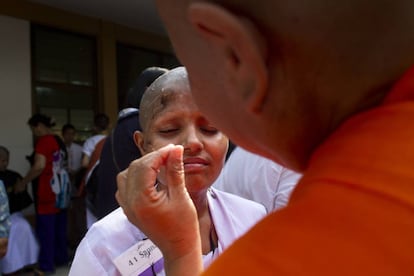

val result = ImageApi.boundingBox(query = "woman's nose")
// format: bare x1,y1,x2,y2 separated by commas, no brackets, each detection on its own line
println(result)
182,127,203,154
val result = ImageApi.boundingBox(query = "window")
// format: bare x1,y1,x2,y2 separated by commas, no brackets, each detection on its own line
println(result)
32,25,97,142
116,43,180,110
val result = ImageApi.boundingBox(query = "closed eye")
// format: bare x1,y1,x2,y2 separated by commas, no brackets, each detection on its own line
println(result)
200,126,218,135
159,128,179,134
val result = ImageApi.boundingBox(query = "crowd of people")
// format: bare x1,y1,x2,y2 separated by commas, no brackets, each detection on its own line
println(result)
0,112,113,275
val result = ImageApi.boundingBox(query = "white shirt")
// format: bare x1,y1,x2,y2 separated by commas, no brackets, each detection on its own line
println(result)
214,147,302,213
82,134,106,157
66,143,83,172
69,188,266,276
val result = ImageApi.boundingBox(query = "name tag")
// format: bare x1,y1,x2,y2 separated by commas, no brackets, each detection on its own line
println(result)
113,239,163,276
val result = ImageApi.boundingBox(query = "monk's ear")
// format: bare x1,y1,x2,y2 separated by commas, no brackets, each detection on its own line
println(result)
188,2,268,113
133,131,146,155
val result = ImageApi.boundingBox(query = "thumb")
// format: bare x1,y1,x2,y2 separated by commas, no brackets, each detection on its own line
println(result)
164,145,186,196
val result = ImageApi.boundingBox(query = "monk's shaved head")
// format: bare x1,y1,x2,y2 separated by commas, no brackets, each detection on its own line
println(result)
155,0,414,170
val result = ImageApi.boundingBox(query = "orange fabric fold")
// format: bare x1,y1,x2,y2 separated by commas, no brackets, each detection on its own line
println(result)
204,68,414,275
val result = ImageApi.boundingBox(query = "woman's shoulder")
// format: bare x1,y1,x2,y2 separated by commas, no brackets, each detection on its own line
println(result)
83,208,146,252
87,207,145,240
71,208,147,275
209,187,267,215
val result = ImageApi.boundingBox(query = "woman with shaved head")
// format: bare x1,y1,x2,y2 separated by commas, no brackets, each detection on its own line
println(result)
69,67,265,276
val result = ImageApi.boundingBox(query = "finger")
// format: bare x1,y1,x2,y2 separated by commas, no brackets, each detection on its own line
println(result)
117,144,182,207
115,169,128,205
164,145,186,198
126,144,179,196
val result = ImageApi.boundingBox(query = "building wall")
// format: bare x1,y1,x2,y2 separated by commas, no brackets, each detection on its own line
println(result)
0,15,32,175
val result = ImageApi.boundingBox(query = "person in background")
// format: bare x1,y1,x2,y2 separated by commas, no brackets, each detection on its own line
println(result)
116,0,414,275
0,146,33,214
0,146,40,275
61,124,86,255
79,113,109,228
81,113,109,169
81,137,106,229
214,146,301,213
61,124,83,188
94,66,168,220
22,113,68,274
69,67,266,276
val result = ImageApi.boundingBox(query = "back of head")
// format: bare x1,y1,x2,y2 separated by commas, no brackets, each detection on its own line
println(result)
125,67,169,108
27,113,55,128
155,0,414,171
94,113,110,132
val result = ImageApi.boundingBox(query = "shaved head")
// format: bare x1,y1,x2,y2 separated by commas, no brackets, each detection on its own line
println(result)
139,67,191,132
155,0,414,170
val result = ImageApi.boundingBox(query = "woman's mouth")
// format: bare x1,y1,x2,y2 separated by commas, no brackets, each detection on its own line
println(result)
183,157,208,172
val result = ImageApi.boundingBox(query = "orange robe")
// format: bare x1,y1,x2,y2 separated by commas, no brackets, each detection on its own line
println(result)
205,68,414,275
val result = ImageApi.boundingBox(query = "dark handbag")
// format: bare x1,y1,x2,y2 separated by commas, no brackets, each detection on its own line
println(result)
9,190,33,213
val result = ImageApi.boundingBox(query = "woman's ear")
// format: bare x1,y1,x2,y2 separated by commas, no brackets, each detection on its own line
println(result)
133,131,146,155
188,2,269,113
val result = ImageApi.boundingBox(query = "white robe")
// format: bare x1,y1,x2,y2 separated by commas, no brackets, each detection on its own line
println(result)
69,188,266,275
0,212,39,274
214,147,302,212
